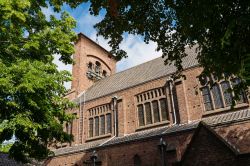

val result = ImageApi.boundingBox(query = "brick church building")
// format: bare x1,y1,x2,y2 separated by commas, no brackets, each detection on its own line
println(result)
46,33,250,166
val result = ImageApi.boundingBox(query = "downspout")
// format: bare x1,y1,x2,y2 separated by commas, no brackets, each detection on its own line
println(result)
169,79,177,125
78,91,85,144
112,96,118,137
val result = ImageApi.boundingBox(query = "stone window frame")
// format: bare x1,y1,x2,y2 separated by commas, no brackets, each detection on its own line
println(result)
135,87,170,129
87,103,113,139
199,74,248,114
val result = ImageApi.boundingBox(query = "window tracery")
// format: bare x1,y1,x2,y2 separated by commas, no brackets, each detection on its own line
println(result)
199,74,247,112
136,87,169,128
88,103,112,138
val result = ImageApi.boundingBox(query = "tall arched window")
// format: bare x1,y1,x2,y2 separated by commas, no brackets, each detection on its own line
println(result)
102,70,107,77
152,100,160,123
211,84,223,109
95,61,101,74
88,62,93,71
137,104,145,126
220,81,233,106
145,102,152,125
89,118,93,137
201,86,213,111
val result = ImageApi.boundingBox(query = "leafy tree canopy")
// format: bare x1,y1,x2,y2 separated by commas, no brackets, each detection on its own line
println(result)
80,0,250,91
0,0,79,162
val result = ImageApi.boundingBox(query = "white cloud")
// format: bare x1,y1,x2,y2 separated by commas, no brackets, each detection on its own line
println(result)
117,35,162,72
89,33,162,72
41,5,61,20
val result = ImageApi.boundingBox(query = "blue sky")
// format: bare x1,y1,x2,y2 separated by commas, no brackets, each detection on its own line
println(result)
42,2,161,88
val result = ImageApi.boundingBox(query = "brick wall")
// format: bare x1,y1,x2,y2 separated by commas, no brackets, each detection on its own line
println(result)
46,131,193,166
181,126,237,166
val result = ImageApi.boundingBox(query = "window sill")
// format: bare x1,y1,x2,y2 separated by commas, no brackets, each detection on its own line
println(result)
202,103,249,117
86,133,112,142
136,121,170,131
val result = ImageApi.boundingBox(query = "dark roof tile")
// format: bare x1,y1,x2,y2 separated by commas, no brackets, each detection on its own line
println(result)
203,109,250,125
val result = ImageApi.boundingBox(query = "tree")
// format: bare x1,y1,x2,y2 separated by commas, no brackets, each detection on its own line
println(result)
83,0,250,92
0,0,79,162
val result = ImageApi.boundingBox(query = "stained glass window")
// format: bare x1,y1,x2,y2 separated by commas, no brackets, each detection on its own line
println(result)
211,84,223,109
160,99,169,121
152,101,160,123
89,118,93,137
221,81,233,106
100,115,105,135
106,113,112,134
94,117,99,136
145,102,152,124
201,86,213,111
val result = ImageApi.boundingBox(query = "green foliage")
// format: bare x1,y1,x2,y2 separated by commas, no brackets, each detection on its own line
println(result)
0,0,78,163
0,143,13,153
82,0,250,90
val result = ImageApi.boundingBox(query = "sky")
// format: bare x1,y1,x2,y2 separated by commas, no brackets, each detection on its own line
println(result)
42,2,162,88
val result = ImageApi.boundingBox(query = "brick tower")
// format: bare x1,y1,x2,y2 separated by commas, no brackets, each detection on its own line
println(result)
67,33,117,100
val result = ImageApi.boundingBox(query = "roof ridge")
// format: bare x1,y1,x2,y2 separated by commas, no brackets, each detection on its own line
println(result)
83,57,164,96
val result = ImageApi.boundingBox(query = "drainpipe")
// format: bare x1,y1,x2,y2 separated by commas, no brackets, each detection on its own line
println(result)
168,79,177,125
112,96,118,137
78,91,85,144
158,138,167,166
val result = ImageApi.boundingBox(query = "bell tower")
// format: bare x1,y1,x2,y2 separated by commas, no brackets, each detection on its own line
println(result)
68,33,117,99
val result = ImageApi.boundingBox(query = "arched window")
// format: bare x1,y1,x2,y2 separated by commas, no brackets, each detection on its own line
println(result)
137,104,145,126
102,70,107,77
211,84,223,109
94,117,99,136
201,86,213,111
88,62,93,71
152,100,160,123
232,78,246,104
145,102,152,124
133,154,141,166
89,118,93,137
106,113,112,134
159,98,169,121
95,61,101,74
220,81,233,106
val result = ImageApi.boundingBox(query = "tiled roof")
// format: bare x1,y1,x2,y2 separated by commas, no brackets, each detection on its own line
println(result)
75,46,199,103
53,109,250,156
203,109,250,154
53,122,199,156
53,139,105,156
102,122,199,147
202,109,250,126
